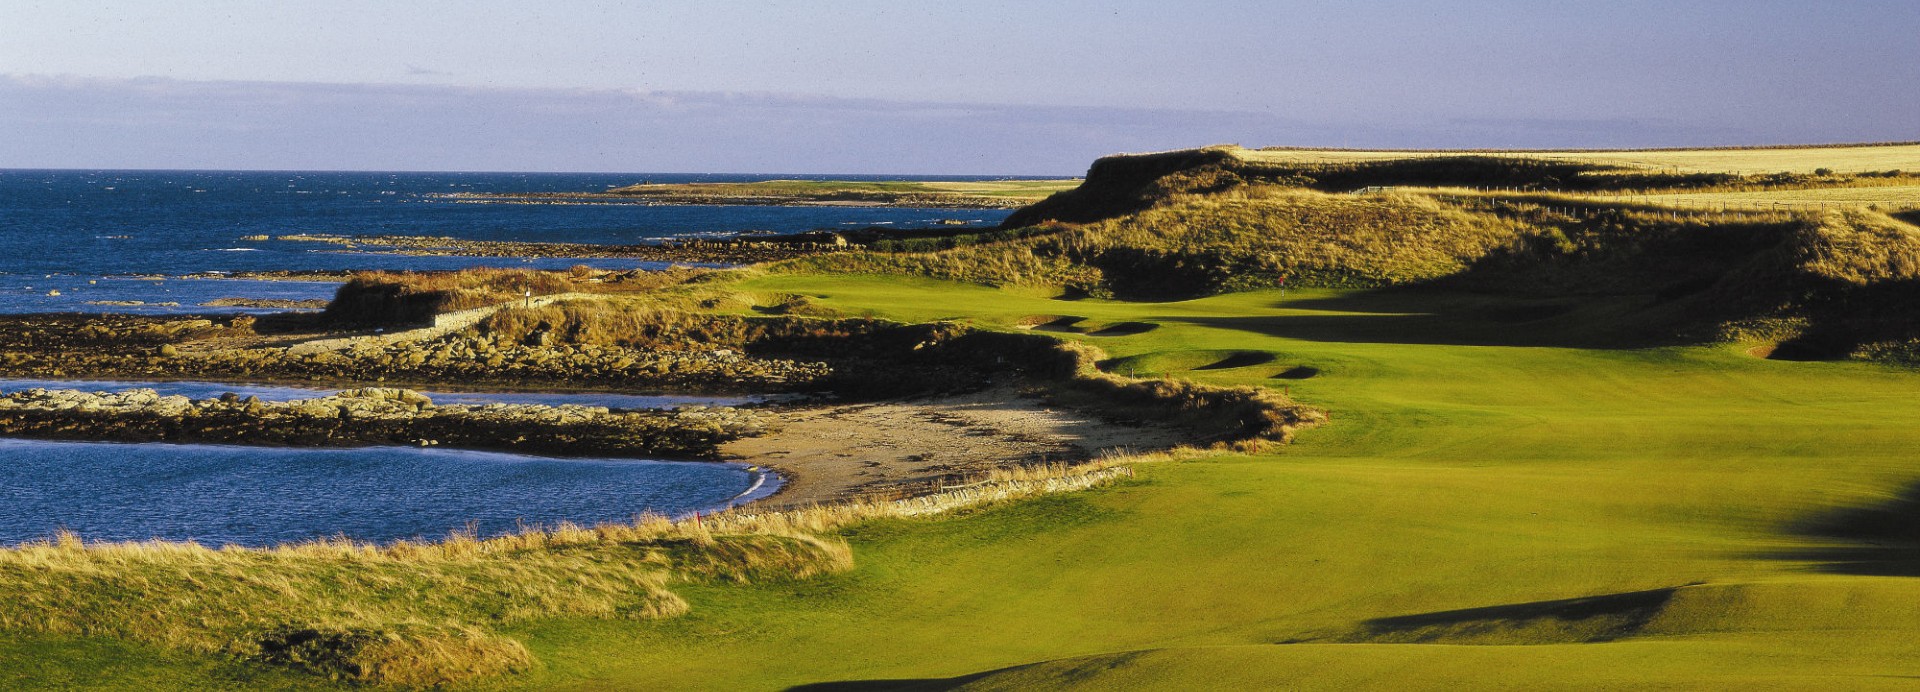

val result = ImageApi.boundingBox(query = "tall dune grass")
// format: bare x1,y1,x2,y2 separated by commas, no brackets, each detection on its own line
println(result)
782,186,1536,297
0,524,848,685
0,447,1162,685
323,266,712,326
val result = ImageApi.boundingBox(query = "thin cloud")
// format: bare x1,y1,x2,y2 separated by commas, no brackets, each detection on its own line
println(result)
0,74,1781,174
404,64,455,77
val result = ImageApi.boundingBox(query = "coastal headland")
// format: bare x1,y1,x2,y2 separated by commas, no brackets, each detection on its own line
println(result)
8,143,1920,688
437,177,1081,208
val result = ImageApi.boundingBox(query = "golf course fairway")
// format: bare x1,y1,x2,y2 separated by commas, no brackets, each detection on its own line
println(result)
9,273,1918,689
520,276,1920,688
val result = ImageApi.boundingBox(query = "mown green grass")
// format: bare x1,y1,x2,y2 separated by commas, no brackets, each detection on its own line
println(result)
0,636,326,690
25,274,1920,688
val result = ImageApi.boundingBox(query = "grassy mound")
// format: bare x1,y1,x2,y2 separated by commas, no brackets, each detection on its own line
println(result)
323,266,712,326
785,187,1534,298
1006,145,1920,227
474,300,1324,444
782,147,1920,362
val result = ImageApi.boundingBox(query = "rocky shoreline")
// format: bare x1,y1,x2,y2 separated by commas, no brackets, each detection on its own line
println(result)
200,297,332,309
0,386,769,459
0,296,1323,507
434,191,1030,209
0,314,832,393
185,270,358,282
271,233,845,264
213,334,835,391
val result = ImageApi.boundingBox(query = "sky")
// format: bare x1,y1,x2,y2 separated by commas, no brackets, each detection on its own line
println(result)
2,1,1916,174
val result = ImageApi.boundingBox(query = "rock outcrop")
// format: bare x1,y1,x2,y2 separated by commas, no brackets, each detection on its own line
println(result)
0,387,772,459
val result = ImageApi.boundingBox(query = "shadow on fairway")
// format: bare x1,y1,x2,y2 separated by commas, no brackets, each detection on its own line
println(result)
1087,321,1159,337
1158,289,1688,350
1772,482,1920,577
1193,350,1277,370
1284,586,1685,646
785,671,997,691
785,652,1153,692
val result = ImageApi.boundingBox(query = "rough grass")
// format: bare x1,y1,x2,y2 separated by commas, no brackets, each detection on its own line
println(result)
0,522,851,686
781,154,1920,360
476,300,896,355
1008,146,1920,229
479,299,722,349
1064,187,1532,293
1519,184,1920,212
1245,141,1920,174
782,187,1536,297
0,450,1155,687
1791,210,1920,285
786,185,1914,300
324,266,712,326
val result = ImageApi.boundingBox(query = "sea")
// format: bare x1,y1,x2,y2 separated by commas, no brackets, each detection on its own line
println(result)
0,169,1013,314
0,168,1012,545
0,439,777,547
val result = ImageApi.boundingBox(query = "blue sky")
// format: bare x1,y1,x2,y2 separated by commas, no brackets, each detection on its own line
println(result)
2,1,1915,174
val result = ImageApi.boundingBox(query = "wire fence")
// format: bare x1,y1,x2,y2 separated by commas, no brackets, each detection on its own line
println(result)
1350,185,1916,216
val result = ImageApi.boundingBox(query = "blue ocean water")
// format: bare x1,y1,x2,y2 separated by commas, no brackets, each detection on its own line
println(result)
0,169,987,542
0,439,776,547
0,169,1013,313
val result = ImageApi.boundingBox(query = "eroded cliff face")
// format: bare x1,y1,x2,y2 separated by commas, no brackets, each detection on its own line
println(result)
1003,146,1246,227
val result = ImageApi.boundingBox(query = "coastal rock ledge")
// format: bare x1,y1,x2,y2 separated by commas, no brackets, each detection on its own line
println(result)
0,387,771,458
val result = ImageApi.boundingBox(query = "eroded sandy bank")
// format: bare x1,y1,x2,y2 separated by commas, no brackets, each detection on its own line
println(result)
726,386,1184,508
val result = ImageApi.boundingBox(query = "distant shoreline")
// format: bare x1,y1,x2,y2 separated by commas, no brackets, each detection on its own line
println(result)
436,191,1031,209
432,177,1080,210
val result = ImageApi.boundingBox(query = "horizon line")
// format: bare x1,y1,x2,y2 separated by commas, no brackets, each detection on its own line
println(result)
0,166,1086,179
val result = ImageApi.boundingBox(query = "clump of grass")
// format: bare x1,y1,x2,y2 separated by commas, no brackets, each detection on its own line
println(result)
0,522,850,686
323,266,714,326
479,299,712,349
1791,210,1920,285
251,624,531,686
477,300,894,353
1854,337,1920,365
326,267,579,325
782,239,1103,292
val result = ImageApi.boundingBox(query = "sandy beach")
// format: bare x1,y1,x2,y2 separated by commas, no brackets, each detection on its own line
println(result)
726,386,1185,507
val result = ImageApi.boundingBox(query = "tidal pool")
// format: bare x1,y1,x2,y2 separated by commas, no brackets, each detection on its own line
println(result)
0,439,776,547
